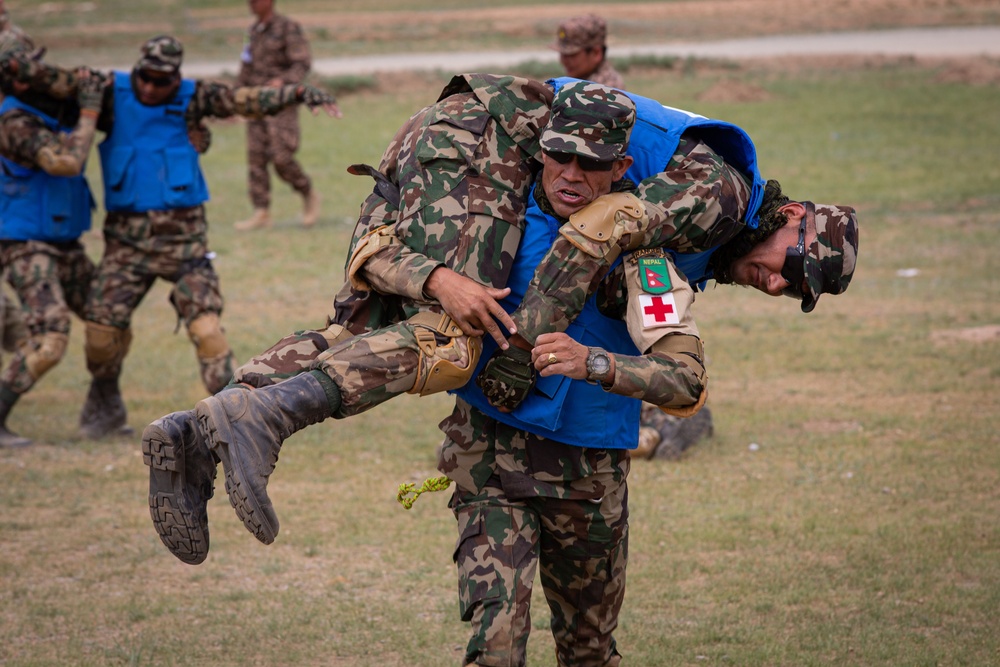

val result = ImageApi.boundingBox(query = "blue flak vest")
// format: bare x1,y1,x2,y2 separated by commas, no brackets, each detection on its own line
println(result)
98,72,209,213
550,77,767,288
455,186,643,450
0,97,94,242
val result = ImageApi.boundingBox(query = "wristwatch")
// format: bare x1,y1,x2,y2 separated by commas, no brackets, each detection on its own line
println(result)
585,347,612,384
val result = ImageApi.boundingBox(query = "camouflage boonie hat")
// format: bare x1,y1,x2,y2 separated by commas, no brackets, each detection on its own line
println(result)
801,201,859,313
540,80,635,161
551,14,607,55
135,35,183,74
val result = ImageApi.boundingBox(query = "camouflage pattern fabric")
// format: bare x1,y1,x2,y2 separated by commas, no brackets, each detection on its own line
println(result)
802,201,859,312
0,10,35,58
244,109,310,209
135,35,183,74
0,286,28,357
540,81,634,161
586,59,625,90
511,136,754,341
237,12,312,209
84,205,234,392
0,240,93,394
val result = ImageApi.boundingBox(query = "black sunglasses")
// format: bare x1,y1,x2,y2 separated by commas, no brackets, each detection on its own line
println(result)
544,150,616,172
136,70,178,88
779,202,813,299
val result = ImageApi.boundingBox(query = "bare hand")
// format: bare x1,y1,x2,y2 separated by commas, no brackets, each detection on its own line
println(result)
313,101,343,118
424,267,516,349
531,332,590,379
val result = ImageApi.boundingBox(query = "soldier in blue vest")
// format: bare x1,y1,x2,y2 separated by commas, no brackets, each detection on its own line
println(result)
0,55,106,448
1,36,340,439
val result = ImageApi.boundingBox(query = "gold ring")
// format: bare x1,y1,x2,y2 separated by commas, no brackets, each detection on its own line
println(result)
547,353,558,365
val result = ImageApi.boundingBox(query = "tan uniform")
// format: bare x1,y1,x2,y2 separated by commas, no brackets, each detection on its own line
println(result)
237,13,312,208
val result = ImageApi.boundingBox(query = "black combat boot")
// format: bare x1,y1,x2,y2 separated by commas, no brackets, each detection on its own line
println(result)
195,370,339,545
0,387,31,449
142,410,219,565
79,377,133,439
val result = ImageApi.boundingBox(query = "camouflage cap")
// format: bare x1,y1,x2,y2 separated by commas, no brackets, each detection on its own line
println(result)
801,201,859,313
551,14,607,55
135,35,183,74
540,80,635,161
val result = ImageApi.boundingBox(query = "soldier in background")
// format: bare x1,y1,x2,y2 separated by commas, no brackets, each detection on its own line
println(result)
1,35,341,438
0,51,105,448
234,0,341,231
551,14,625,90
0,1,35,57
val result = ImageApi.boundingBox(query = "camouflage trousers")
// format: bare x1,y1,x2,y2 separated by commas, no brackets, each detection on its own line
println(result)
245,106,311,209
450,479,628,667
0,240,93,394
86,206,235,393
232,306,479,419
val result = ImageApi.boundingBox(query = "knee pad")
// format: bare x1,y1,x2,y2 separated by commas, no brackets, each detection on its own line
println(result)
651,333,708,418
346,225,402,291
406,311,482,396
560,192,648,263
188,313,230,360
85,322,132,367
320,321,352,347
25,332,69,380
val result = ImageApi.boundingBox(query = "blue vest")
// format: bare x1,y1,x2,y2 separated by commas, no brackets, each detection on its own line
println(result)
98,72,209,212
0,97,94,242
455,187,643,450
551,77,767,287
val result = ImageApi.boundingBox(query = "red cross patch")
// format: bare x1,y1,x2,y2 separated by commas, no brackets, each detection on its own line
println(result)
639,293,680,328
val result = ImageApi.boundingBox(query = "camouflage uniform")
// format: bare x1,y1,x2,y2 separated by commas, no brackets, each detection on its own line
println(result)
0,74,102,446
11,37,337,435
237,11,313,210
551,15,625,91
0,9,34,58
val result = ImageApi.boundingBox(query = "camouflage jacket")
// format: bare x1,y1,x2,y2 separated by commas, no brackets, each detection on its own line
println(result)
237,12,311,87
586,59,625,90
0,11,35,54
0,108,73,170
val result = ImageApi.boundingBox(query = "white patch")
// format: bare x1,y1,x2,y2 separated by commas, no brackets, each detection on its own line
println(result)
639,293,680,328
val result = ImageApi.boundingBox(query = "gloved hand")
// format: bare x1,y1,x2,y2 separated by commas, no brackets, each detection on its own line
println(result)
297,84,335,108
76,69,107,112
476,345,536,412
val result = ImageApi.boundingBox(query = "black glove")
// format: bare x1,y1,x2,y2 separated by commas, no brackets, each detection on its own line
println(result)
297,84,335,108
476,345,536,412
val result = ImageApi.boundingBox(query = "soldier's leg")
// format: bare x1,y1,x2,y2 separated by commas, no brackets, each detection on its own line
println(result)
538,484,629,667
81,234,152,438
0,242,82,447
450,482,540,667
268,108,319,226
234,119,274,230
196,309,481,545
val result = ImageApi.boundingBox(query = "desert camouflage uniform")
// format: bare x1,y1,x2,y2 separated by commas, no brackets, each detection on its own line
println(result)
0,106,95,398
585,59,624,90
237,12,312,208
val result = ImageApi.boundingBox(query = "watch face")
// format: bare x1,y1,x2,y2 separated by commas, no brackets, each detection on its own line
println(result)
589,350,611,377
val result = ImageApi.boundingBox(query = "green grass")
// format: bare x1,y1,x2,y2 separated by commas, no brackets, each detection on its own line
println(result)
2,48,1000,667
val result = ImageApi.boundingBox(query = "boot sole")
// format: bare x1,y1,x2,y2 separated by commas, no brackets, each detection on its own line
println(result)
196,398,278,545
142,423,210,565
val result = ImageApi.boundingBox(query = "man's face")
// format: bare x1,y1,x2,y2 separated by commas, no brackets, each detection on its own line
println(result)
133,68,180,106
248,0,273,19
729,202,816,296
560,47,605,80
540,150,633,219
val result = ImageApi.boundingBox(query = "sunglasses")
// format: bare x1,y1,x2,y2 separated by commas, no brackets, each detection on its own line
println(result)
779,202,814,299
136,70,178,88
544,150,615,172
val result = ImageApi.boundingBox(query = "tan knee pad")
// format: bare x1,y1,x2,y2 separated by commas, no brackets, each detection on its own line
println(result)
560,192,648,263
406,311,482,396
320,321,352,347
85,322,132,367
188,313,230,360
25,331,69,380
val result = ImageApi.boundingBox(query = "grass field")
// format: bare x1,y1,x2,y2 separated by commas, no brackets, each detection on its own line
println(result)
2,4,1000,666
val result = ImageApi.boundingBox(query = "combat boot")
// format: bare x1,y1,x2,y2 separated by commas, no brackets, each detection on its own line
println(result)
142,410,219,565
234,208,272,231
302,189,320,227
78,377,133,439
195,370,338,545
0,389,31,449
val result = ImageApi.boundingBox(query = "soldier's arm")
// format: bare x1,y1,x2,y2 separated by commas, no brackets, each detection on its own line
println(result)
0,98,99,178
190,80,337,119
510,139,750,344
281,20,311,84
